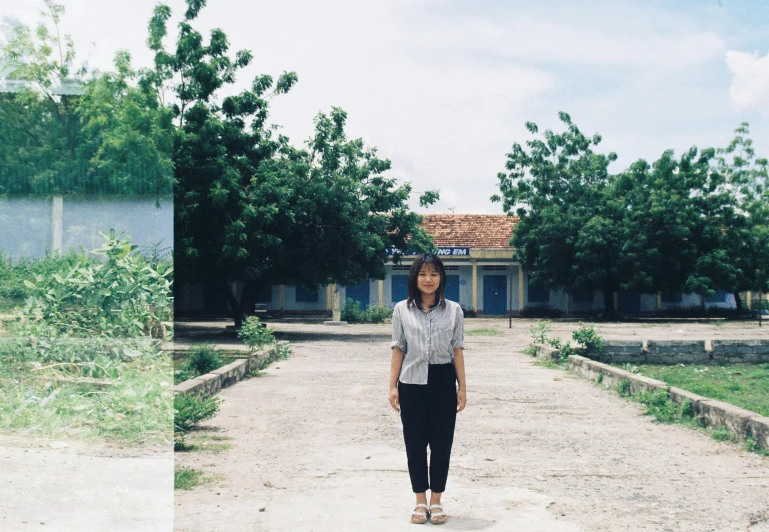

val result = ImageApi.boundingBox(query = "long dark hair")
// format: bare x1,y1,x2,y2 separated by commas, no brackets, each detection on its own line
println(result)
407,253,447,309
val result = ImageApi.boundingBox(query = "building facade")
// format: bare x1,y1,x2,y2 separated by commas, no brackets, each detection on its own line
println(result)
176,214,743,317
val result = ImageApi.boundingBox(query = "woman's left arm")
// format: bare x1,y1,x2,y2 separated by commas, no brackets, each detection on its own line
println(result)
451,304,466,413
453,347,467,413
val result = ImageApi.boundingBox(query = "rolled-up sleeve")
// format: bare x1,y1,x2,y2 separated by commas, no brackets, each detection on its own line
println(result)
391,304,407,351
450,304,465,349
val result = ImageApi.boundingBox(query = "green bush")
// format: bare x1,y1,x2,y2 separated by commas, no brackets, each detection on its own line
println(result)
529,320,551,345
175,345,224,384
341,298,392,324
238,315,276,354
173,393,221,433
572,322,604,353
616,379,631,396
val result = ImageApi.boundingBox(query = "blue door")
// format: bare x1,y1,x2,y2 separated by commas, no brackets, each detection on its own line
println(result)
444,275,459,303
617,290,641,314
391,276,408,303
345,279,370,307
483,275,507,315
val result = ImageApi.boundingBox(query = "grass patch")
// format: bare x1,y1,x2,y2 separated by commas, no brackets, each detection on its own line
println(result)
711,426,737,442
466,328,500,336
186,442,232,453
532,359,564,370
174,467,214,490
628,363,769,417
0,342,172,446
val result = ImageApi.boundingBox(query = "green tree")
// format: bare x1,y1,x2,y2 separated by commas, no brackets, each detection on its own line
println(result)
715,123,769,309
492,112,645,317
153,0,437,326
0,1,172,196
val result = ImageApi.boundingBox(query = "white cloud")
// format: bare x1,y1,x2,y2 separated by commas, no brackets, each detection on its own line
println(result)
726,50,769,116
409,15,725,70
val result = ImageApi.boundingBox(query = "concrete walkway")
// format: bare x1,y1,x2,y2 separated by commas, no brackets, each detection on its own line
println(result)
174,320,769,531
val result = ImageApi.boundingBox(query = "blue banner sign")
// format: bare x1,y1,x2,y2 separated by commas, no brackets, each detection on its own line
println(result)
387,247,470,257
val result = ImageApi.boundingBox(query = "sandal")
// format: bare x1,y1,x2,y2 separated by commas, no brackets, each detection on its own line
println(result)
429,504,447,525
410,503,429,524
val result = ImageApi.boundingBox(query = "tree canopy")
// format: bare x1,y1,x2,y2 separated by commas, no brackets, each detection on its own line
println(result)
493,113,766,316
145,0,438,325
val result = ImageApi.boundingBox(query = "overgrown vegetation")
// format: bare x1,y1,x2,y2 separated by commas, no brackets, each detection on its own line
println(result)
628,363,769,417
238,316,277,354
0,232,173,446
341,298,393,323
527,320,604,363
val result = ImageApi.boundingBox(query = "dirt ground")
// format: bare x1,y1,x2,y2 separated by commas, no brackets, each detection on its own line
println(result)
174,318,769,532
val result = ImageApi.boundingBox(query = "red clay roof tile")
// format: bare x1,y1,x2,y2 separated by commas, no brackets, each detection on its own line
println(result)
420,214,518,249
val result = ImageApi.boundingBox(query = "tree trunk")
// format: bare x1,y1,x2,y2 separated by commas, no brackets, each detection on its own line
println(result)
220,280,244,327
733,291,743,313
602,289,616,319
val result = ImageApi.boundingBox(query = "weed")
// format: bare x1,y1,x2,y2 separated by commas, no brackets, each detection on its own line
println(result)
175,467,208,490
711,426,736,442
616,379,631,396
174,394,222,433
522,345,537,357
744,437,769,456
596,373,603,384
632,389,693,424
532,359,562,370
529,320,551,345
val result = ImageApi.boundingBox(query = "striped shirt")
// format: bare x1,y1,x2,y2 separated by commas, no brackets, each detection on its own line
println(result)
391,299,465,385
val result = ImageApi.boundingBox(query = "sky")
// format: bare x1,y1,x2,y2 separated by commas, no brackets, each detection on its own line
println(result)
1,0,768,214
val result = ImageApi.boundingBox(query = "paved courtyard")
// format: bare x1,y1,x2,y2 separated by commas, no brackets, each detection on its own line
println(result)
174,319,769,531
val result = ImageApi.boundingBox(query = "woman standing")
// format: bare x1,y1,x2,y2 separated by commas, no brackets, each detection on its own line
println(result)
389,253,467,525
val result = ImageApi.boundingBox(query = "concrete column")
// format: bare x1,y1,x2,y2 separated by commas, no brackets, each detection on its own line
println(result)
378,280,384,306
326,285,333,310
747,291,752,310
613,291,618,311
279,285,285,314
564,292,570,316
51,196,63,254
518,266,524,312
471,259,478,311
332,283,341,321
656,292,662,311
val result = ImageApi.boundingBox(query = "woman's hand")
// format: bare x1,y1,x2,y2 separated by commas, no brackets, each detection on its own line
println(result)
457,389,467,413
389,386,400,413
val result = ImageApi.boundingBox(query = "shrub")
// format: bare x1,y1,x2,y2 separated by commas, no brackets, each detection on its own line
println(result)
178,345,224,381
616,379,631,396
572,322,604,353
22,230,173,338
173,393,222,433
238,316,276,354
341,298,392,323
529,320,551,345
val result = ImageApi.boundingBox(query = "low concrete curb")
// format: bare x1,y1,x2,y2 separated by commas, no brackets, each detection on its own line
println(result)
533,343,562,362
564,354,769,452
170,341,289,398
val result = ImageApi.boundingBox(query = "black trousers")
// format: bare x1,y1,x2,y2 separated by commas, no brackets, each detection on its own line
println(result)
398,363,457,493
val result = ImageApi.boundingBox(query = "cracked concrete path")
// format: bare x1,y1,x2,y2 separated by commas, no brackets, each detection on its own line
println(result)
174,320,769,532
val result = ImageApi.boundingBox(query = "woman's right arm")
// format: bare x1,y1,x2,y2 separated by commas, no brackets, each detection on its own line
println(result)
389,347,404,412
389,304,406,412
